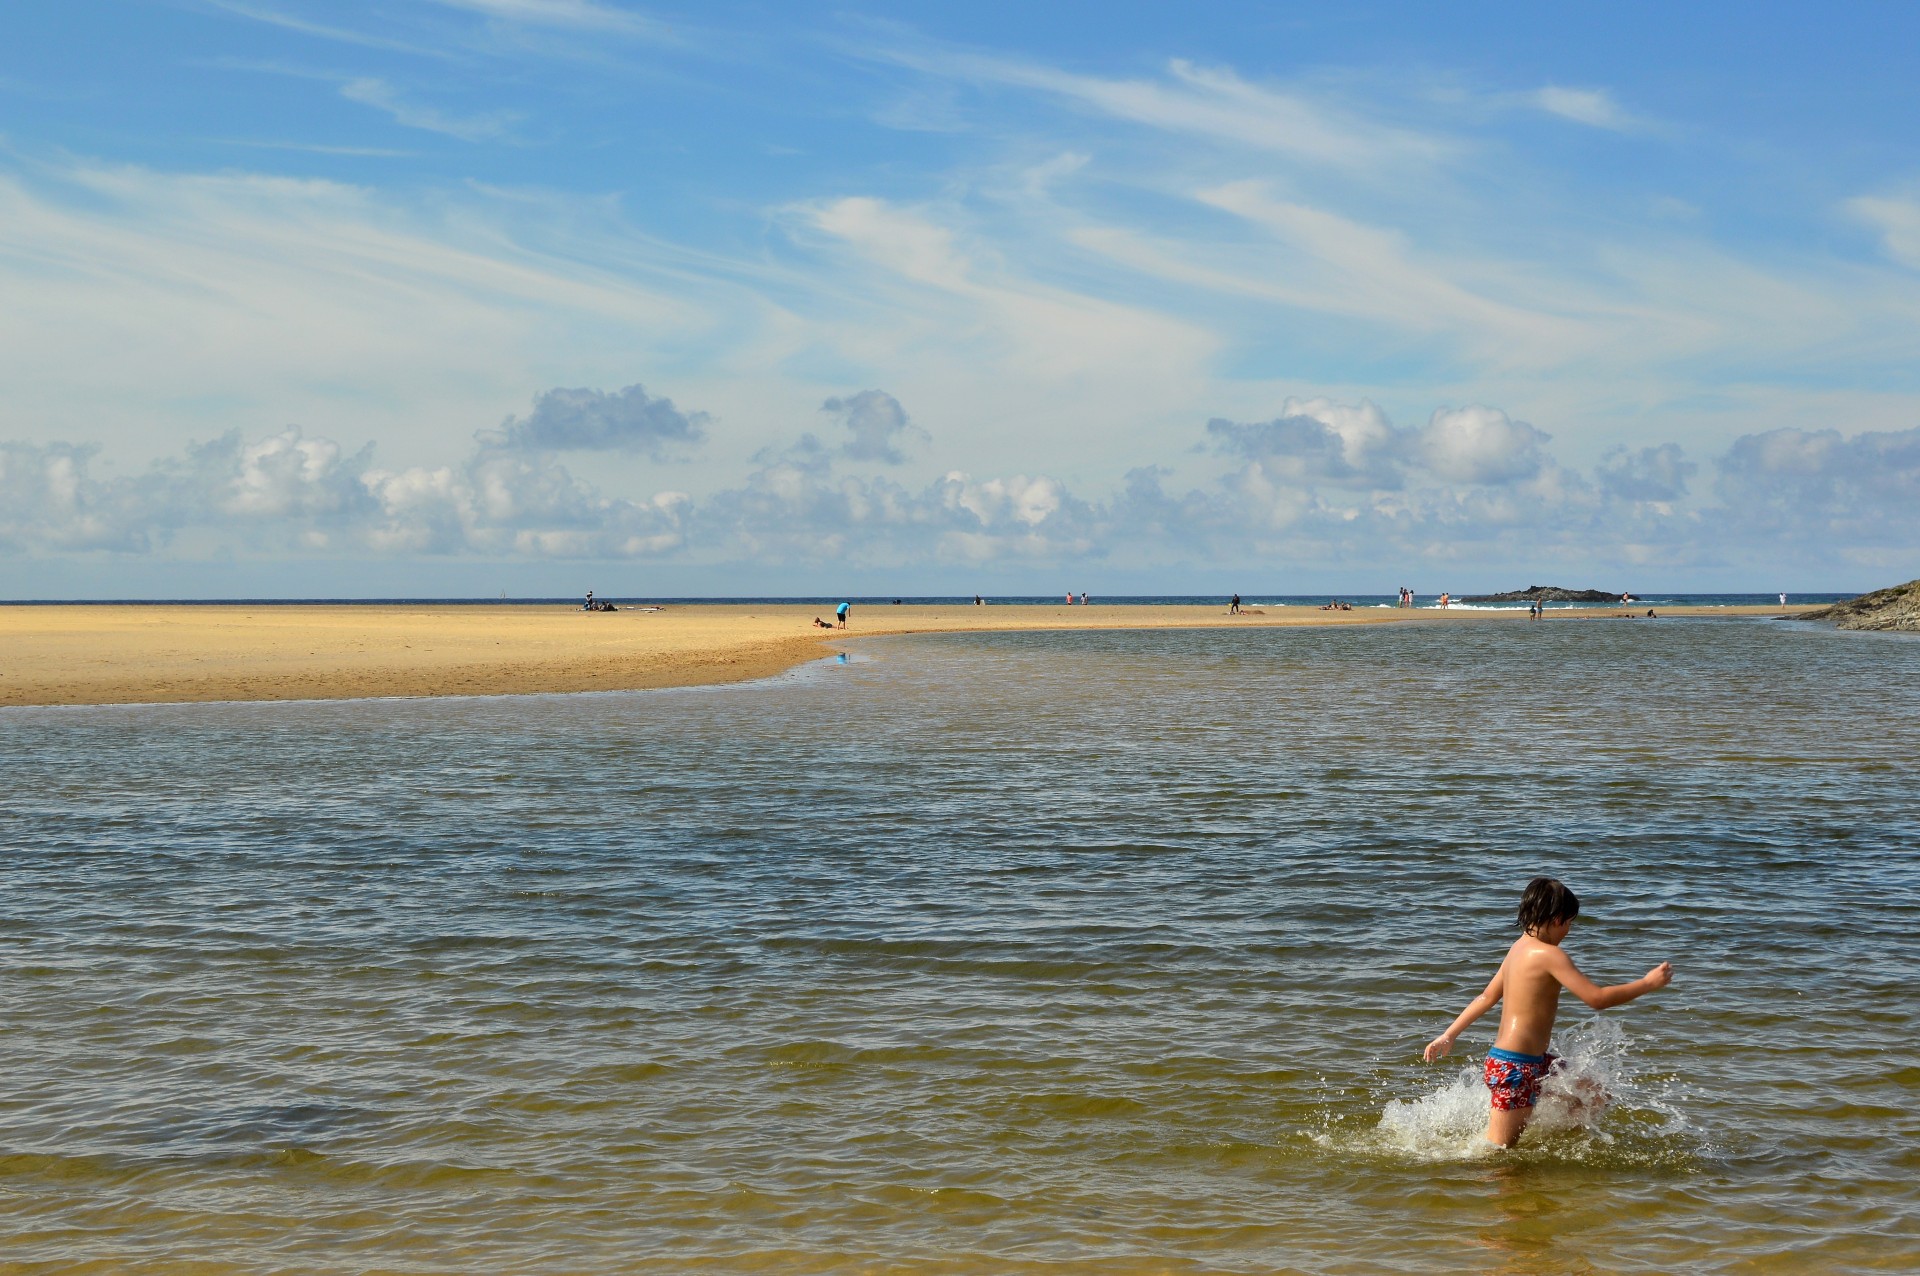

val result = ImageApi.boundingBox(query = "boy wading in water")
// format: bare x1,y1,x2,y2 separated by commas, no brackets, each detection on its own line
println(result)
1424,877,1673,1148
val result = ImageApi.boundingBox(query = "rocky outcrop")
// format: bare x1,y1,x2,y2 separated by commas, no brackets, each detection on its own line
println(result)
1801,579,1920,632
1460,585,1623,603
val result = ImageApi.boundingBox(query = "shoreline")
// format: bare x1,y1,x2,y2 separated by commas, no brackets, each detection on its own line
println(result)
0,602,1808,708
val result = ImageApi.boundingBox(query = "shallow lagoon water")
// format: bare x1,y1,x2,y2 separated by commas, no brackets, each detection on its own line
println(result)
2,618,1917,1272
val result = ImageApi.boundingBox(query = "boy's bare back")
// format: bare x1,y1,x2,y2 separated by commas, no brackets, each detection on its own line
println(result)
1426,915,1671,1063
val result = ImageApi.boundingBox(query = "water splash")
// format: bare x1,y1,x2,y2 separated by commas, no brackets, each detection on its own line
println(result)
1319,1018,1699,1166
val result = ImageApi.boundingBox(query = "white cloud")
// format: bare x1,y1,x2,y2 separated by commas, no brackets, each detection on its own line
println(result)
424,0,665,37
1715,425,1920,540
491,384,709,455
1597,443,1695,502
0,442,154,552
1530,86,1636,131
17,391,1911,577
892,49,1450,171
339,78,516,141
0,158,706,458
1205,397,1403,488
1848,195,1920,270
820,390,925,465
1417,406,1551,485
798,195,1216,389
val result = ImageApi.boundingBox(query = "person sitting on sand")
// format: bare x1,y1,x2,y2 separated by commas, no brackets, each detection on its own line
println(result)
1424,876,1672,1148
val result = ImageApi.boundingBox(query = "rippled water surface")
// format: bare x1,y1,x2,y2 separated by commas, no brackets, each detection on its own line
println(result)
4,618,1918,1273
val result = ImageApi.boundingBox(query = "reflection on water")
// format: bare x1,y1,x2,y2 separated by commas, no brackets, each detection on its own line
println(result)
2,618,1917,1272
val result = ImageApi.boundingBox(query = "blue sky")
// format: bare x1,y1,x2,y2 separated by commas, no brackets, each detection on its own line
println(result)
3,0,1918,595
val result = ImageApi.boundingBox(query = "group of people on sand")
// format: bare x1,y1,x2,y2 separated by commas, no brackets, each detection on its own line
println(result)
1319,600,1354,611
581,590,618,612
812,602,852,630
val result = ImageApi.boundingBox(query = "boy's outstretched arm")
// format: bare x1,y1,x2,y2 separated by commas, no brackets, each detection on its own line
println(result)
1546,949,1673,1009
1424,969,1503,1061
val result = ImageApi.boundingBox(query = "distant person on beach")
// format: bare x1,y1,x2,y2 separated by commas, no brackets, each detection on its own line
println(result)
835,602,850,629
812,616,833,628
1065,591,1073,605
1423,876,1673,1148
1230,594,1241,614
1779,593,1787,606
584,590,593,610
1080,592,1088,606
974,595,983,606
1440,592,1450,609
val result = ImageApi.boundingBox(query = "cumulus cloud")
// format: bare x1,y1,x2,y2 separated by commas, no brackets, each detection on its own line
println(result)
7,392,1919,574
1597,443,1696,502
821,390,926,464
1417,406,1551,485
1715,426,1920,539
493,384,709,456
362,447,690,557
0,442,154,553
1206,397,1402,487
701,435,1098,564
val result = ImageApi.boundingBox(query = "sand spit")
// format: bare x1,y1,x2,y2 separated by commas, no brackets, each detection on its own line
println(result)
0,601,1802,707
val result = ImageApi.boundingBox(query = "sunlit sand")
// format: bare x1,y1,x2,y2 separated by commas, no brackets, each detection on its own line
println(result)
0,601,1802,707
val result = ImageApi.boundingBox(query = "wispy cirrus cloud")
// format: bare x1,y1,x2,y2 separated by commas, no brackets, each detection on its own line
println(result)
423,0,668,38
1529,85,1640,131
339,77,516,140
882,49,1451,171
1848,194,1920,269
199,1,459,58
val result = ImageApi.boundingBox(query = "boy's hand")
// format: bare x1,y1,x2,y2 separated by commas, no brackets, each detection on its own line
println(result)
1645,961,1673,990
1423,1035,1455,1062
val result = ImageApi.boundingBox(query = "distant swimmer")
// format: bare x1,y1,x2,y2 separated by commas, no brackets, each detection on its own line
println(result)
1424,877,1672,1148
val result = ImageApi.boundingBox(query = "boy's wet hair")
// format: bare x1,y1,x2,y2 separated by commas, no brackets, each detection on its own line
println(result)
1517,876,1581,933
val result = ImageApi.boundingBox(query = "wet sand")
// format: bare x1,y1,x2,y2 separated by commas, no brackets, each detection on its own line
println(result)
0,602,1806,707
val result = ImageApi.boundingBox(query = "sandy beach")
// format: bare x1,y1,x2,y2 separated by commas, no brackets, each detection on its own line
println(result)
0,602,1807,707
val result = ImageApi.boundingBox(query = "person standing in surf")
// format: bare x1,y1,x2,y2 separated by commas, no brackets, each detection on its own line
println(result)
1423,876,1672,1147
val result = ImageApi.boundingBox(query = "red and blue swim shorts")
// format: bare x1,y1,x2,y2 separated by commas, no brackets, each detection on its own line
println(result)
1484,1047,1558,1110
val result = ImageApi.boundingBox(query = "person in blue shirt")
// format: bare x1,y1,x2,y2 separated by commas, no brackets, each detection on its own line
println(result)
835,601,850,629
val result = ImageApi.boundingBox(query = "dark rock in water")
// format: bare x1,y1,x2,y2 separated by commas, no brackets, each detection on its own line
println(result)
1800,579,1920,633
1460,585,1622,603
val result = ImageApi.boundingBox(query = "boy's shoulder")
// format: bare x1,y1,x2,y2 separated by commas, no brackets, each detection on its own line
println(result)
1507,934,1568,964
